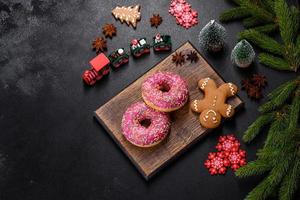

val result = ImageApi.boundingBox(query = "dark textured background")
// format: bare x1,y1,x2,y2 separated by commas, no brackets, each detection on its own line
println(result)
0,0,299,199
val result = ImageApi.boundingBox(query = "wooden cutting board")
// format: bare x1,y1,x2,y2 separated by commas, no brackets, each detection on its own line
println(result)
94,41,243,180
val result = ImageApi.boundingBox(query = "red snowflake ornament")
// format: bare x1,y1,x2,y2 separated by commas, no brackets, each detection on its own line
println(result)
169,0,191,17
204,134,247,175
228,150,247,171
176,9,198,29
204,152,227,175
169,0,198,29
216,135,240,152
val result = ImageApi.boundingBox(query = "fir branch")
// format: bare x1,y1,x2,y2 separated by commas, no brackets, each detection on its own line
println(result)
241,0,274,23
252,23,277,34
260,0,275,15
268,79,296,99
279,158,300,200
288,94,300,130
243,16,267,28
235,159,272,177
243,112,274,143
238,30,283,55
244,154,294,200
258,53,291,71
259,80,299,113
275,0,299,44
220,7,251,22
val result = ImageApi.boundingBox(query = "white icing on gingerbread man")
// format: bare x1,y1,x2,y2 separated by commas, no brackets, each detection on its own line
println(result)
191,77,238,128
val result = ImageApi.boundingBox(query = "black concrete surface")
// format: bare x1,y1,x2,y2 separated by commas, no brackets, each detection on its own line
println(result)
0,0,299,200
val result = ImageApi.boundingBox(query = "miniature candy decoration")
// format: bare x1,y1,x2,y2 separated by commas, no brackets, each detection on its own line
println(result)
82,53,110,85
112,5,141,28
198,20,227,53
130,38,151,58
152,33,172,52
190,77,238,129
102,23,117,38
231,39,255,68
204,134,247,175
108,48,129,68
169,0,198,29
150,14,163,28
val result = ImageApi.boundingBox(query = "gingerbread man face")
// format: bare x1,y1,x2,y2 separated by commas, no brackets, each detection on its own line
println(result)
191,77,238,129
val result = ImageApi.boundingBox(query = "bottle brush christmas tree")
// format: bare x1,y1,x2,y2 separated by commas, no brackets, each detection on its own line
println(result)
198,20,227,53
231,39,255,68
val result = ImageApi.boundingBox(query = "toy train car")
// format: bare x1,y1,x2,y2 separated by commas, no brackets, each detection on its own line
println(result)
108,48,129,68
130,38,151,58
82,53,110,85
152,34,172,52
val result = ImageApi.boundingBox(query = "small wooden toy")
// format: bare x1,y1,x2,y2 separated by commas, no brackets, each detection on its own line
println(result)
82,53,110,85
130,38,151,57
152,33,172,52
108,48,129,68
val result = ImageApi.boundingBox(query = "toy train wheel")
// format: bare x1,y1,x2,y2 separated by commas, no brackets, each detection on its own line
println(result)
102,68,110,75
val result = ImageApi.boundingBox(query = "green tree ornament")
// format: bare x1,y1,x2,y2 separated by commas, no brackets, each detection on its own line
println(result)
231,39,256,68
198,20,227,53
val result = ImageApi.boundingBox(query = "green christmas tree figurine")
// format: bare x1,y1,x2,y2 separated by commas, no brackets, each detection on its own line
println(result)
198,20,227,53
231,39,255,68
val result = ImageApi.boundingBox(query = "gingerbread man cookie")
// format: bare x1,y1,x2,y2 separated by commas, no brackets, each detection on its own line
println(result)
191,77,238,128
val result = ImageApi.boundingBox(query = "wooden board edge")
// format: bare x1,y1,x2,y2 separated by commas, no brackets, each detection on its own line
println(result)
93,111,149,180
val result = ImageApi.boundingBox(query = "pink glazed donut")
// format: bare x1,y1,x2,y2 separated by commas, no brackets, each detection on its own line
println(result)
121,102,171,147
142,71,189,112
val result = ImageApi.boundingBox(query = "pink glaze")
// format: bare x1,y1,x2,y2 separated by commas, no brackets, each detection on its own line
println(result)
142,71,189,110
121,102,170,147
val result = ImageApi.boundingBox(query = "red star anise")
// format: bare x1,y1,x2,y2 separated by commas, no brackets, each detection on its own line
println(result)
172,52,185,66
92,37,107,53
150,14,162,28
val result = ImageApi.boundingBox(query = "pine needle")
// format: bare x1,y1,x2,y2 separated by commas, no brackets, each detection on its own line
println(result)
243,112,274,143
244,154,294,200
220,7,251,22
258,53,291,71
235,159,272,177
275,0,299,44
239,30,283,55
259,80,299,113
279,158,300,200
252,23,277,34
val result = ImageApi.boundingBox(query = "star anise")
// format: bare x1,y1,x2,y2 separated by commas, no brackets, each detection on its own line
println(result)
102,23,117,38
92,37,107,53
172,52,185,66
252,74,267,88
241,78,253,91
186,51,199,63
150,14,162,28
247,86,262,99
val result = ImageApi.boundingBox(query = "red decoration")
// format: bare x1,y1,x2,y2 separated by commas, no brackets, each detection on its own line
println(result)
82,53,111,85
169,0,198,29
204,134,247,175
